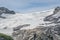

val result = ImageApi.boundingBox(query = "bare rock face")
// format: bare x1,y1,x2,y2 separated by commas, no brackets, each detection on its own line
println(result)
12,28,44,40
53,7,60,14
0,7,15,14
12,26,60,40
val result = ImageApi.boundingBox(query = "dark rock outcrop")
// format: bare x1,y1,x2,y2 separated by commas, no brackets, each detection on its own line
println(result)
53,7,60,14
0,7,15,15
13,24,30,31
0,7,15,19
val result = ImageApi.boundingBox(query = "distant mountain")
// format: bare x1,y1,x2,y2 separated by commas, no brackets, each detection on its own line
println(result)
0,7,15,19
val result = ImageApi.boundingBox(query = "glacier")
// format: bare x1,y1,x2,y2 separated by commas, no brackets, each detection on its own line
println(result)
0,9,54,35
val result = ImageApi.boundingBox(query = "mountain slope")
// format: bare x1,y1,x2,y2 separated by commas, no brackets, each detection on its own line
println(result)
13,7,60,40
44,7,60,23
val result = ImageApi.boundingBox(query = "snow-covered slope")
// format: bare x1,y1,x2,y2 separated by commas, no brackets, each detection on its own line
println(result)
12,7,60,40
0,9,54,35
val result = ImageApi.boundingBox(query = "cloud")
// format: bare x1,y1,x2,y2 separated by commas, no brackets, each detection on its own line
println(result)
0,0,60,12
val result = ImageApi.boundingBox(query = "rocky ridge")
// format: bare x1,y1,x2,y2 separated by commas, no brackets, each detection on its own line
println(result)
0,7,15,19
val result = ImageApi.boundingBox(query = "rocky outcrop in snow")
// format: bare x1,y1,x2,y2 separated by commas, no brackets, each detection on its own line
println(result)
43,6,60,40
44,7,60,23
0,7,15,18
13,24,30,31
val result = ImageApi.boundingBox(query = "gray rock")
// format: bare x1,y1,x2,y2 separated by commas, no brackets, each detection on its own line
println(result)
12,28,43,40
0,7,15,14
44,6,60,23
13,24,30,31
12,24,60,40
0,37,5,40
0,7,15,19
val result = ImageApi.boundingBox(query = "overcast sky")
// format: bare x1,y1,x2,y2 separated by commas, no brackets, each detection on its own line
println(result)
0,0,60,13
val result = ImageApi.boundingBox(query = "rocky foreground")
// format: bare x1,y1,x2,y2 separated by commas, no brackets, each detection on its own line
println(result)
12,7,60,40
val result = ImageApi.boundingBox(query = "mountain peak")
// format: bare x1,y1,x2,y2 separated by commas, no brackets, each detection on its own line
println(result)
44,6,60,23
53,6,60,14
0,7,15,15
0,7,15,19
